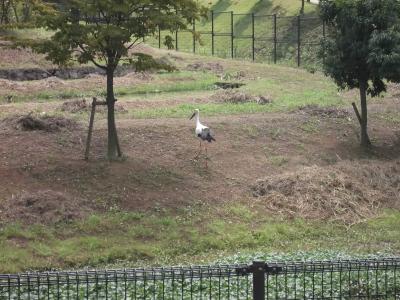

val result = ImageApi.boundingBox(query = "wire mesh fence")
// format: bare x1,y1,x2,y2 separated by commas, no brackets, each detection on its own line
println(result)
147,10,326,67
0,257,399,299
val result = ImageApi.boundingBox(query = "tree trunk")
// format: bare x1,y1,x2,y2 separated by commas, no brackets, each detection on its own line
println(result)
1,0,10,24
359,80,371,147
106,67,122,159
11,0,19,23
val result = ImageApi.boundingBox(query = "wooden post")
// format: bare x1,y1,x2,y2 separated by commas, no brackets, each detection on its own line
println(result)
352,102,362,126
84,98,112,160
84,97,97,160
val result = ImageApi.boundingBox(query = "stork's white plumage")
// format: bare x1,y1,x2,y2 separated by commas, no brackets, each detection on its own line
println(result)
190,109,215,168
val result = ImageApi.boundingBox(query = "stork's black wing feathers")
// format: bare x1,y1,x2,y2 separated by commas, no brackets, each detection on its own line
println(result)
200,128,216,143
206,132,216,142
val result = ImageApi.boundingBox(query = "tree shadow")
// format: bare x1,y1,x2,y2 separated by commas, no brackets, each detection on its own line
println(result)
210,0,233,13
336,130,400,162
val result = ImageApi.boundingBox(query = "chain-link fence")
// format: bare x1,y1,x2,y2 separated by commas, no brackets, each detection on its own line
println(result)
148,11,326,68
0,257,399,299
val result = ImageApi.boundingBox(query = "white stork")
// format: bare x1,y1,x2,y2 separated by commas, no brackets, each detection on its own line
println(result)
189,109,216,168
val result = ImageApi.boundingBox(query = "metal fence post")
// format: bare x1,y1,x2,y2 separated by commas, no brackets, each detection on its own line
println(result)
175,30,178,51
297,15,301,67
252,261,265,300
193,19,196,53
273,14,277,64
158,27,161,49
211,10,215,56
252,13,255,61
322,20,326,65
231,11,234,59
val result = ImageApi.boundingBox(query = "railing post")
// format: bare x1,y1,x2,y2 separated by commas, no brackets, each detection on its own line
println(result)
231,11,234,59
297,15,301,67
252,261,265,300
211,10,215,56
252,13,255,61
273,14,277,64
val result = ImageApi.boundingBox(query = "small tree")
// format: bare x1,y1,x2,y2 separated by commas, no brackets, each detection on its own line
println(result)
320,0,400,147
34,0,205,159
0,0,47,25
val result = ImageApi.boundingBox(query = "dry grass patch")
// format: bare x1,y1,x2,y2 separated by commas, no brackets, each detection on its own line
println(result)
0,114,77,132
212,89,272,104
252,160,400,224
298,105,351,119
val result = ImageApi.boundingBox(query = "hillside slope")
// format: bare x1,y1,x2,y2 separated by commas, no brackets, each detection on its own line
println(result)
148,0,321,65
0,46,399,272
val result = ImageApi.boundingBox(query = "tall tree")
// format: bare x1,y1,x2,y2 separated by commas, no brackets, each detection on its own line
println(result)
34,0,206,159
319,0,400,147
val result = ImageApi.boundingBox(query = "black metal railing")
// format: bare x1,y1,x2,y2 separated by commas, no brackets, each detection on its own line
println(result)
0,257,399,299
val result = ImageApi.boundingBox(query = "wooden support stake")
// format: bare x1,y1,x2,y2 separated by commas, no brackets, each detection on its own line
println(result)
352,102,371,144
85,97,122,160
85,97,97,160
352,102,362,125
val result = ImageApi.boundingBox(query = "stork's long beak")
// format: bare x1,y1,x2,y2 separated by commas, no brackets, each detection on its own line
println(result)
189,113,196,120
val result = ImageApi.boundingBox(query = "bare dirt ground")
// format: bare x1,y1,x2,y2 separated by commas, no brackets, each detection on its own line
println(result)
0,108,399,225
0,46,399,227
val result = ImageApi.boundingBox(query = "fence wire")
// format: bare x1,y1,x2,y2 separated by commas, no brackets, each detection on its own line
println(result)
0,258,399,299
148,11,326,67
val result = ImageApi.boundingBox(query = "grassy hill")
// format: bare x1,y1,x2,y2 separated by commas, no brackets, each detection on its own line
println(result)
147,0,321,66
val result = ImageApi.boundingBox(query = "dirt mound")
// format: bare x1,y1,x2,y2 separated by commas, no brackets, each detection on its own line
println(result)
123,72,153,81
61,99,89,113
251,160,400,224
96,103,128,114
212,90,272,105
220,71,247,81
43,76,66,88
60,99,127,114
299,105,350,118
0,190,90,225
1,114,77,132
186,62,224,74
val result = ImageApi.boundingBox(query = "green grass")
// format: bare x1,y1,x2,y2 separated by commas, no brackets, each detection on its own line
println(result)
129,87,343,119
0,204,398,273
114,72,217,96
147,0,320,65
2,71,218,103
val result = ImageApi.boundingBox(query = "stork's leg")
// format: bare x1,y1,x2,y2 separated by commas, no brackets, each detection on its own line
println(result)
205,144,208,169
195,140,202,159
